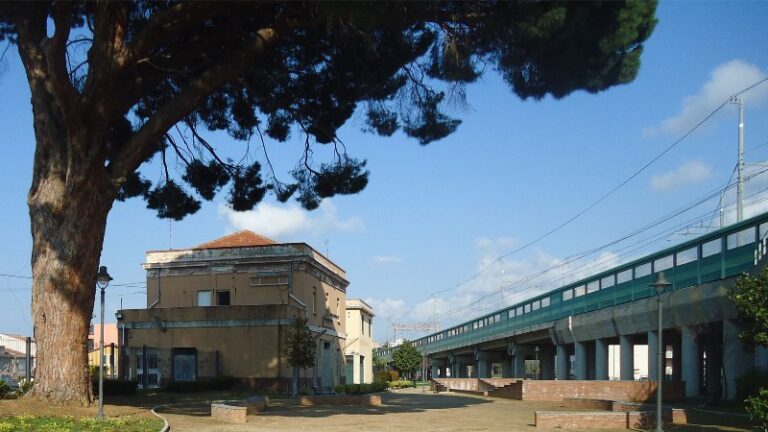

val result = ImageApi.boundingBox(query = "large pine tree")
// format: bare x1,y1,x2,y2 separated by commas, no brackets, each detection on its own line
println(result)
0,1,657,404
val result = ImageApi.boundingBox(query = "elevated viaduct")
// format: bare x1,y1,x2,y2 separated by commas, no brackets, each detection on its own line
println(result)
379,212,768,401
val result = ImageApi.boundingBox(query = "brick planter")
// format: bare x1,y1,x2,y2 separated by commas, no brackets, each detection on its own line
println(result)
211,396,268,423
298,393,382,406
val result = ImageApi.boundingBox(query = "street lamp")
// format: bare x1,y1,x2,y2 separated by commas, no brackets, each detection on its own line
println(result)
96,266,112,420
650,271,670,432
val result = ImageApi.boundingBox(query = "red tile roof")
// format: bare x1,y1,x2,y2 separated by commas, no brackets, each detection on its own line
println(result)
195,230,277,250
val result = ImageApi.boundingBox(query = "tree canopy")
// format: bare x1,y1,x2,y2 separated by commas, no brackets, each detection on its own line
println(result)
392,340,422,378
1,1,657,217
731,268,768,349
0,0,657,404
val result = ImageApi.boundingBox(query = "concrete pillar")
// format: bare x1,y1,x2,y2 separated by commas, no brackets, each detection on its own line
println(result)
620,335,634,380
648,330,659,381
574,341,588,380
476,352,490,378
556,344,569,380
513,353,526,378
595,339,609,380
680,325,700,397
540,345,556,380
724,319,753,400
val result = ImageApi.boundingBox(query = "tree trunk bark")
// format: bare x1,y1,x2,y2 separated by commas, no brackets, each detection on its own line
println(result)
22,76,117,404
27,167,115,405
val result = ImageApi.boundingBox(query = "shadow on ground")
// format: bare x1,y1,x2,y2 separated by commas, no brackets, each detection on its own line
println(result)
155,390,492,419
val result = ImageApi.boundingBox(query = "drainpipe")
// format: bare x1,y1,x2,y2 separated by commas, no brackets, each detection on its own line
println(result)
288,262,308,314
149,271,160,309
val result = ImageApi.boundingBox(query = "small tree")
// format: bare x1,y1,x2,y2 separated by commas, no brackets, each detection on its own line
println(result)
392,341,421,381
283,317,316,397
731,269,768,428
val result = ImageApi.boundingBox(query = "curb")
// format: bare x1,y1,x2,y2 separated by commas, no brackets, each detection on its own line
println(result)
151,404,171,432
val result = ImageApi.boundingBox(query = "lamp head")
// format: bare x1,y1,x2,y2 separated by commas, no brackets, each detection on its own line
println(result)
650,271,671,296
96,266,113,290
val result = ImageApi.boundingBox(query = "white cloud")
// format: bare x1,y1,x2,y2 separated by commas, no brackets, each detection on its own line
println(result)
375,237,629,344
651,160,712,192
645,60,768,136
364,297,407,321
218,199,364,240
370,255,403,266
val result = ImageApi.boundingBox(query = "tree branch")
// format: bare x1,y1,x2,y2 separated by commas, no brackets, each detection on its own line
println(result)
108,27,280,179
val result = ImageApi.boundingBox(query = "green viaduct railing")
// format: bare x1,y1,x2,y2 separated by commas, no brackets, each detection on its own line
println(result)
378,211,768,358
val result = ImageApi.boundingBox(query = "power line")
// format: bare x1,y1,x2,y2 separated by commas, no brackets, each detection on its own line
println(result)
412,77,768,307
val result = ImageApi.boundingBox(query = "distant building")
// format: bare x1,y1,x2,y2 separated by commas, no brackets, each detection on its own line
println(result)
0,334,34,379
344,299,374,384
87,324,120,378
118,231,348,391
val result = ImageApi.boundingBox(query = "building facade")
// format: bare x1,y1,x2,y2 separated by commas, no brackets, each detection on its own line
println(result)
0,334,34,379
117,231,348,392
87,324,120,379
344,299,374,384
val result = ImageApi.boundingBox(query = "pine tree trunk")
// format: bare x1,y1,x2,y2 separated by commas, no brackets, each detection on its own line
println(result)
22,71,117,404
27,159,115,405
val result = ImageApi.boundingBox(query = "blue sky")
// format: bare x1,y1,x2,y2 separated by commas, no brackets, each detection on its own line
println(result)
1,2,767,343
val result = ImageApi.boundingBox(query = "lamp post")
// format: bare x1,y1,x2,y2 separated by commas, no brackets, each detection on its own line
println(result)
96,266,112,420
650,272,670,432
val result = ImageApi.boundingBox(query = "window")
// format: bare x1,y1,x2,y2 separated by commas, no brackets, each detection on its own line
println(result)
676,246,698,265
172,348,197,382
635,262,652,278
494,314,501,323
541,297,550,308
531,300,540,311
216,290,230,306
702,238,722,257
524,304,531,313
654,255,673,272
761,222,768,240
197,290,212,306
574,285,586,297
516,306,523,316
587,281,599,293
617,269,632,284
601,275,615,289
336,298,340,316
563,289,573,301
728,227,755,249
508,310,515,318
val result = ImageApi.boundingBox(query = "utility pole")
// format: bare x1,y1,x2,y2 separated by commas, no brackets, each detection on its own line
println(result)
731,96,745,222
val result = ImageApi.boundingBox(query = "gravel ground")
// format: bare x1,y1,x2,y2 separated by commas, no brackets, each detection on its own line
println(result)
156,388,752,432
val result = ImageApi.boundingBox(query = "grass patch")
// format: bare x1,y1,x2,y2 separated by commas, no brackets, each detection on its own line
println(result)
0,415,162,432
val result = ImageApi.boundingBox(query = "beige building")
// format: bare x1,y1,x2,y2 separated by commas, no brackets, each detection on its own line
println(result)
344,299,374,384
117,231,348,391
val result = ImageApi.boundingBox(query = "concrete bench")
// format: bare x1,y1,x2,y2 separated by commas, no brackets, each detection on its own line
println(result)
211,396,268,424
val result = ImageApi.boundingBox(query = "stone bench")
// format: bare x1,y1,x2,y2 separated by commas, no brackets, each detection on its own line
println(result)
211,396,269,424
298,393,382,406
